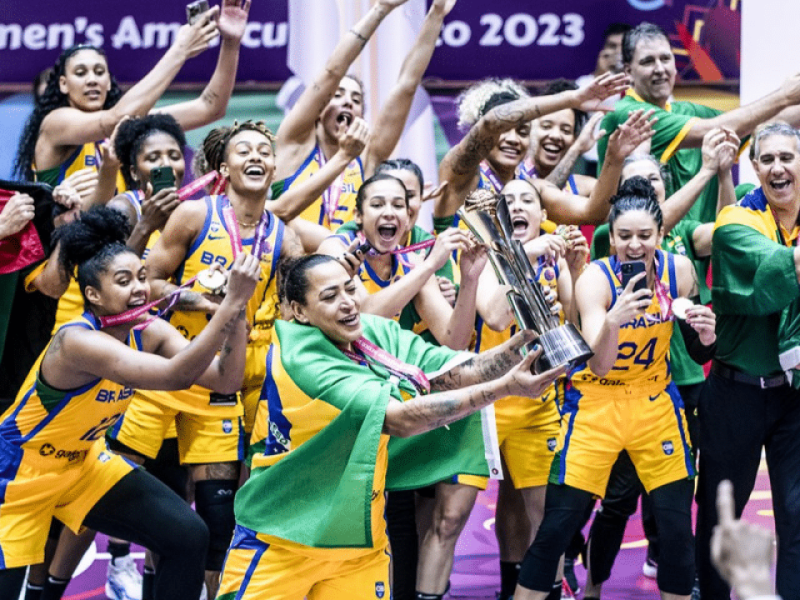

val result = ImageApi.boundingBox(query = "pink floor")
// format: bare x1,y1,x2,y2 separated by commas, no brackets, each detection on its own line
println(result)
62,462,775,600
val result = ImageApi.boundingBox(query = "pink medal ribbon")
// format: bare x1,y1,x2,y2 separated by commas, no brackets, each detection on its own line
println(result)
316,147,346,226
519,158,538,180
354,232,436,270
479,160,504,193
221,202,271,260
342,337,430,395
97,274,200,330
177,171,219,201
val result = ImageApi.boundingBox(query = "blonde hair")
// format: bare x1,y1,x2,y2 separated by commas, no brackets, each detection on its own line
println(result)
456,78,530,131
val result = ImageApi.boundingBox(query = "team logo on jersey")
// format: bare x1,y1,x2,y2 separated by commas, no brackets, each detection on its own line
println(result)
375,582,386,598
543,267,556,281
547,437,557,452
662,440,674,456
40,443,56,456
222,419,233,434
98,452,111,463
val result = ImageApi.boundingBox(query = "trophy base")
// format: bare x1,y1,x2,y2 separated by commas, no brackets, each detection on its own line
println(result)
534,323,594,372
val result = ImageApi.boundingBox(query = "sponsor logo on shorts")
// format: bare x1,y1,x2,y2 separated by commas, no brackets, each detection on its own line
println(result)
662,441,674,456
375,582,385,598
222,419,233,434
39,443,88,462
547,437,557,452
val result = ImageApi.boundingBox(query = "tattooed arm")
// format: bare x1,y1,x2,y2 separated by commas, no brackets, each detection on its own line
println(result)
428,330,534,391
435,72,629,219
384,346,566,437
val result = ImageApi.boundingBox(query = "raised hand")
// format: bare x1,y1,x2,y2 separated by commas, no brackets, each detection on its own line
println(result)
338,117,370,159
685,304,716,346
431,0,458,16
607,108,657,161
458,239,488,284
336,238,368,278
572,112,605,155
422,181,448,204
573,72,629,113
562,227,589,275
711,480,775,600
502,345,568,396
524,234,567,263
607,272,652,326
225,252,262,306
174,6,220,59
437,276,457,307
426,228,471,272
140,182,181,234
60,167,98,206
218,0,251,42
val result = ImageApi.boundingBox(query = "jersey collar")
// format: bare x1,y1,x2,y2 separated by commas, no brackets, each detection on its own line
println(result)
626,88,672,112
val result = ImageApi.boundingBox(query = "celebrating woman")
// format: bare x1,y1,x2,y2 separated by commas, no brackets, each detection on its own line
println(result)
0,206,261,600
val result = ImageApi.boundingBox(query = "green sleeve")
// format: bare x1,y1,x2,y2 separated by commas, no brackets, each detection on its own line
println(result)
433,215,456,234
590,224,611,260
712,223,800,315
335,220,358,234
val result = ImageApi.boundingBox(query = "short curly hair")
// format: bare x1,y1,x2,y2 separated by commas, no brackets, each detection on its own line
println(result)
456,78,529,131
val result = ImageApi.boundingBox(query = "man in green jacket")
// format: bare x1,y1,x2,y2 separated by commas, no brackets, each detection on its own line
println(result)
699,123,800,600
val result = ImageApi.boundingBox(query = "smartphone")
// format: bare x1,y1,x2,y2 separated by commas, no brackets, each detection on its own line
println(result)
186,0,210,25
355,240,372,255
150,166,176,194
620,260,647,293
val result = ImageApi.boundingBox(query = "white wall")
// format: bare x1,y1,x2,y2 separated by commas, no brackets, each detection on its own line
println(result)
740,0,800,183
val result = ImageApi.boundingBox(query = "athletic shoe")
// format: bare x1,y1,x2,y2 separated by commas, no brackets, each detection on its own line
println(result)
563,558,581,595
691,577,701,600
561,579,576,599
642,557,658,580
106,554,143,600
199,582,208,600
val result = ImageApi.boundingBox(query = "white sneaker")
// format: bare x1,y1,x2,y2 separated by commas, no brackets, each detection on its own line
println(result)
642,557,658,580
106,554,143,600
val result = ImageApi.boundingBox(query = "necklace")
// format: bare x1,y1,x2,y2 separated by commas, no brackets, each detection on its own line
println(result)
237,214,263,227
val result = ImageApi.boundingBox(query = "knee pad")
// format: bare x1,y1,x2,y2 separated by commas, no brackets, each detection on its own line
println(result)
518,485,593,592
651,481,695,595
194,479,237,571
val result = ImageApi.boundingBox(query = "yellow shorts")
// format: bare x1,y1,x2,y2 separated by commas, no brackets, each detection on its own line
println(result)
107,395,244,464
217,526,391,600
0,439,135,568
496,412,560,490
551,381,694,497
242,342,268,435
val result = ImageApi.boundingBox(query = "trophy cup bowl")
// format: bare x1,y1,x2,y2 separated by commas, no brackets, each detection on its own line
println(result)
458,189,593,372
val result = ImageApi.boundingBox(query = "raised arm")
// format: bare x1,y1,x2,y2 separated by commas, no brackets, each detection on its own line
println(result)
276,0,410,166
413,239,486,350
159,0,250,131
270,118,369,222
145,200,220,313
539,109,655,225
39,14,219,147
45,252,259,392
435,73,630,218
544,112,604,189
677,73,800,148
384,345,566,437
363,0,456,175
577,265,651,377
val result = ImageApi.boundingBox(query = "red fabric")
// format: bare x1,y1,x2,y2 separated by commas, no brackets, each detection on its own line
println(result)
0,189,45,275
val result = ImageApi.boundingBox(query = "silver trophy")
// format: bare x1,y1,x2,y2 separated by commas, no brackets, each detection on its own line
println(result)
458,189,593,371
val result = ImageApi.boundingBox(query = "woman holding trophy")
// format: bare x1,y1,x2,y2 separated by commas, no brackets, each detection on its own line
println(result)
513,182,717,600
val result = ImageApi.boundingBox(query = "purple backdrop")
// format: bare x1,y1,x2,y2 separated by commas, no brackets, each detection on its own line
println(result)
0,0,740,85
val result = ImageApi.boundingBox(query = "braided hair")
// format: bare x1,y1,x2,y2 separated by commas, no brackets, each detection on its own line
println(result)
608,176,663,232
53,205,133,302
198,120,276,176
14,45,122,181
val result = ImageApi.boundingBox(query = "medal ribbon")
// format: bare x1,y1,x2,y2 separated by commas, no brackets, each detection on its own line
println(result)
316,147,346,226
177,171,219,201
221,201,271,260
98,274,200,330
342,337,430,395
